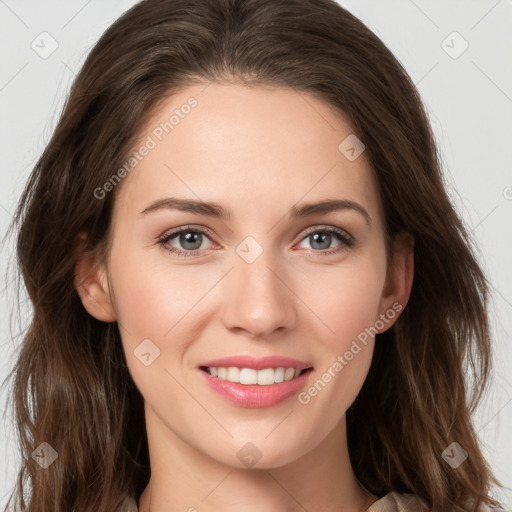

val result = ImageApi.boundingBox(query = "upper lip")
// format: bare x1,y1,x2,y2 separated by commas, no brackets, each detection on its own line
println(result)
200,355,313,371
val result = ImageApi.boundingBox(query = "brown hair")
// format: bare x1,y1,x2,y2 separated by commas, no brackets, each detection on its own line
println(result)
2,0,507,510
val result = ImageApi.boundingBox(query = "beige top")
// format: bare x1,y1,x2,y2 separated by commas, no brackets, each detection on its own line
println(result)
368,492,426,511
120,491,427,511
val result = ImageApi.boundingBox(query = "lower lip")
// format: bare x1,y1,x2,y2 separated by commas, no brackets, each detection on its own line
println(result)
199,368,313,408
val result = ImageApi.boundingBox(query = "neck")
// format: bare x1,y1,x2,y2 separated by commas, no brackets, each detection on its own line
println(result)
138,404,378,512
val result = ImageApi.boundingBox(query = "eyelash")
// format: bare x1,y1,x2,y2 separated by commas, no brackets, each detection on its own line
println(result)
157,224,355,259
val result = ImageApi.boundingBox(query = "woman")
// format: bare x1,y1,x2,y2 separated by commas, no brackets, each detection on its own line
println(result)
3,0,507,511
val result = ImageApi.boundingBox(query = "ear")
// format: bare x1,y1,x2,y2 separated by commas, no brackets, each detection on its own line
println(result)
73,232,116,322
376,231,414,333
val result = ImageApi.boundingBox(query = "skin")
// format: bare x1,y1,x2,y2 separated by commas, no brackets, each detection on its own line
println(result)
75,82,414,512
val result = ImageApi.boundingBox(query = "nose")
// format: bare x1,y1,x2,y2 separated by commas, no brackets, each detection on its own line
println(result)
220,249,297,339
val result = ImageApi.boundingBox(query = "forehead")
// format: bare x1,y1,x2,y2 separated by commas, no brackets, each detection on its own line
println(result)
113,82,382,227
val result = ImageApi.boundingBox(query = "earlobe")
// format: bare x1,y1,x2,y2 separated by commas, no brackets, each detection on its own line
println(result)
377,232,414,333
73,233,116,323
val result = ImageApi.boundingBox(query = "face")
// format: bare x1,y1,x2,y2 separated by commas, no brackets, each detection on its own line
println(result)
77,82,412,469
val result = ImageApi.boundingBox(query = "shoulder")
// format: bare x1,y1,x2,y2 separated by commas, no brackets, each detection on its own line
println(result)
367,492,510,512
367,491,427,511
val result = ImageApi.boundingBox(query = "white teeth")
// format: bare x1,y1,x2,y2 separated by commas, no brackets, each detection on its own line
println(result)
240,368,257,385
207,366,307,385
274,367,285,383
257,368,275,385
227,367,240,382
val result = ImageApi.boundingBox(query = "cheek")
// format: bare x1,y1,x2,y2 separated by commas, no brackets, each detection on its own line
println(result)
109,251,201,397
296,253,386,408
301,257,387,349
108,244,226,380
109,246,199,339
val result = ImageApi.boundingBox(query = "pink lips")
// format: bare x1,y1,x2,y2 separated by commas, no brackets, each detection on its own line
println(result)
198,355,314,408
200,355,312,370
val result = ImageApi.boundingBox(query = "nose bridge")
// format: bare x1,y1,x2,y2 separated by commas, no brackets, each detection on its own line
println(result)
221,236,296,337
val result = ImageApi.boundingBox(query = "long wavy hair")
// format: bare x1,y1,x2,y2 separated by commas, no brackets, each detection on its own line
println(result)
2,0,507,510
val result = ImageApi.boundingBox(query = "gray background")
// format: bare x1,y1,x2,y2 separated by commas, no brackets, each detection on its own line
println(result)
1,0,511,508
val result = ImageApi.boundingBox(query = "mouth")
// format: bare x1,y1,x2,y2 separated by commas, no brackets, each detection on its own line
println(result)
199,365,314,385
197,355,315,407
198,364,315,408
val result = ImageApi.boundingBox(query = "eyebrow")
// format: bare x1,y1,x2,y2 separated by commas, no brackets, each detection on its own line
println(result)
139,197,372,227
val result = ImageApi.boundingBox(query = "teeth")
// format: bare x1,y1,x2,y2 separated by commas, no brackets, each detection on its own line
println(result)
207,366,305,385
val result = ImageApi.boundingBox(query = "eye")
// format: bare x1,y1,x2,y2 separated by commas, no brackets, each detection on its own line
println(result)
157,225,355,258
295,226,355,256
157,226,215,258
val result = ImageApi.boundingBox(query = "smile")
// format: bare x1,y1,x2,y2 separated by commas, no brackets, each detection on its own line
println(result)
201,366,312,385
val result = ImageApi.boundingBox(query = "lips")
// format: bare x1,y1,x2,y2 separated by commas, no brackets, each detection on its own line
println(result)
197,355,314,408
199,355,313,371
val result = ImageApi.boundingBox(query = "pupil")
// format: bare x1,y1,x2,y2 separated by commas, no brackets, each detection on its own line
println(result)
177,231,332,251
181,232,201,250
311,232,330,250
